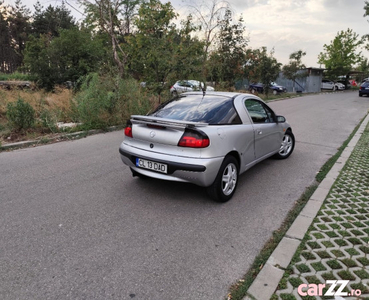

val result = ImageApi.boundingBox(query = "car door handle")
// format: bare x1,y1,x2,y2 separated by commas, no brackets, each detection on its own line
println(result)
257,130,263,135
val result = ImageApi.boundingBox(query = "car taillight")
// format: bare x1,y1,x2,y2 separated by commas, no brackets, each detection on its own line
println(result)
124,121,133,138
178,128,210,148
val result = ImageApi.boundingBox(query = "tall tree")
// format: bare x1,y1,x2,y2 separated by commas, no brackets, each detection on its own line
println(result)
127,0,179,100
169,15,205,82
282,50,307,92
7,0,31,69
186,0,229,84
0,2,16,73
80,0,143,77
363,1,369,51
31,1,76,37
246,47,281,97
318,28,362,79
24,28,104,90
208,8,248,87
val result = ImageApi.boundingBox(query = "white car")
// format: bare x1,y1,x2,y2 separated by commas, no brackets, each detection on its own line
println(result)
170,80,214,97
321,79,345,91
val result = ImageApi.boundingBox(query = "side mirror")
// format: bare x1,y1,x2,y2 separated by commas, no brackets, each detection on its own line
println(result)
276,115,286,123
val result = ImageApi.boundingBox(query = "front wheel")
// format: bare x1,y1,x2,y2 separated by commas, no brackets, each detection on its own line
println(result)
207,156,239,202
274,130,295,159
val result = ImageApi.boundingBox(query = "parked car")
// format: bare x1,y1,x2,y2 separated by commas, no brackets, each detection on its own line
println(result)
337,80,351,89
119,92,294,202
248,82,287,95
170,80,214,97
321,79,345,91
359,81,369,97
349,79,357,87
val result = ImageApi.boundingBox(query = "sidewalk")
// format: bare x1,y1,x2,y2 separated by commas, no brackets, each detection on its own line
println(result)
246,113,369,300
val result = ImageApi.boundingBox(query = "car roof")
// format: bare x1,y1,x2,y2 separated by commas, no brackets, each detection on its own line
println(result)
180,91,266,102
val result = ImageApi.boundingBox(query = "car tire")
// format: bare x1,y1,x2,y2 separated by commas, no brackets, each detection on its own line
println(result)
359,93,363,97
274,130,295,159
207,155,239,203
171,91,178,98
273,90,278,95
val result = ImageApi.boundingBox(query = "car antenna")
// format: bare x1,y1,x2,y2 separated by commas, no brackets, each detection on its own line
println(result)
201,81,206,97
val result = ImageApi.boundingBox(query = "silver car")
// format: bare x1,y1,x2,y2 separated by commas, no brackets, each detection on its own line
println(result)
119,92,294,202
170,80,215,97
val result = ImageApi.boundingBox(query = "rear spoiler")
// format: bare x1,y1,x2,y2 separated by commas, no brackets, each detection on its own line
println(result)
130,115,208,129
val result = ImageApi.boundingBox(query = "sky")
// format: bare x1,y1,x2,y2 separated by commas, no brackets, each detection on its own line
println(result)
4,0,369,68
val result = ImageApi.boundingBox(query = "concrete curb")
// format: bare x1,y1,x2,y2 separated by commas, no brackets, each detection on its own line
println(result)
245,112,369,300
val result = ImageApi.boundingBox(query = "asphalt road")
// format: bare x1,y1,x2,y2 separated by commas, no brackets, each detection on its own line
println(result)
1,91,368,300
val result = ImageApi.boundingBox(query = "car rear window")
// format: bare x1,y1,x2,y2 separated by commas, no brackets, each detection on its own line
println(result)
149,94,241,125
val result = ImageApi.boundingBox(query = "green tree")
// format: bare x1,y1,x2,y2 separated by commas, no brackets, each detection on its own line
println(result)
31,1,76,37
208,9,248,87
186,0,229,82
318,28,362,79
127,0,179,100
246,47,281,97
7,0,31,69
282,50,307,92
169,15,205,82
24,28,104,90
358,57,369,75
80,0,143,77
0,2,17,73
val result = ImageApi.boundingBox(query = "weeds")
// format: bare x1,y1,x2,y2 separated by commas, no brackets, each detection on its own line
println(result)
6,98,35,130
74,73,155,129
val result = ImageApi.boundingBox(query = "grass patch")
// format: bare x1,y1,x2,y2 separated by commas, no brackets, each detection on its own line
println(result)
354,269,369,279
280,294,297,300
337,270,355,280
227,184,318,300
289,277,303,288
0,72,36,81
311,262,326,271
321,241,335,248
345,248,360,256
321,272,337,280
331,250,345,257
305,276,321,284
337,230,351,237
341,258,357,268
334,239,348,247
357,257,369,266
347,237,362,245
301,252,316,260
316,251,331,259
325,231,338,238
307,241,321,250
326,260,342,269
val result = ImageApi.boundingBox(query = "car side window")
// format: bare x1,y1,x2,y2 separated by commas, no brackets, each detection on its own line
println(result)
245,99,274,123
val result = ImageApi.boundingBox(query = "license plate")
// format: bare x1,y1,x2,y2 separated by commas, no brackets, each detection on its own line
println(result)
136,158,167,174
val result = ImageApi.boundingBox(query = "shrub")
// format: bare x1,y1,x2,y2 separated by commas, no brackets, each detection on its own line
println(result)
74,74,155,129
39,109,58,132
6,98,35,130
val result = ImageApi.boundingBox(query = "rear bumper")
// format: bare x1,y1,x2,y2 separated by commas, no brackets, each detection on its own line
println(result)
119,143,224,187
